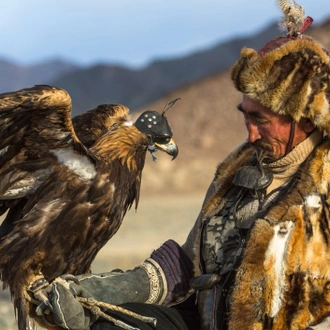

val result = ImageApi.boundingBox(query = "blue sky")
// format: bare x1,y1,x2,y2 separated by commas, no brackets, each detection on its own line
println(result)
1,0,330,67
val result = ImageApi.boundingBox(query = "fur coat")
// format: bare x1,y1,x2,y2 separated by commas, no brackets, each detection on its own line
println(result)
181,137,330,330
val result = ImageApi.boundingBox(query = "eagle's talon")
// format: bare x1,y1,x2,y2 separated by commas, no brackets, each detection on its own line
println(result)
34,292,53,311
150,153,157,162
60,274,80,285
148,145,158,162
36,302,49,316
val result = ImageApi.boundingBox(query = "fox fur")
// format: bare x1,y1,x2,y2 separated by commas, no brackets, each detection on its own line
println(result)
200,138,330,329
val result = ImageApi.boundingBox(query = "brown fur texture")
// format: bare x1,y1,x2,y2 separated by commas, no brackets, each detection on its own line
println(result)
231,36,330,132
179,137,330,329
226,138,330,329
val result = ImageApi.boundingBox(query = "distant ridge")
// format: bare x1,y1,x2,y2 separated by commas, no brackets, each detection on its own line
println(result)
0,18,329,118
0,58,79,94
52,22,280,115
0,22,280,115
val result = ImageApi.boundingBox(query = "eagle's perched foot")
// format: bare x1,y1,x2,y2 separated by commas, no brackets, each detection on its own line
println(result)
27,276,52,312
60,274,80,285
27,274,80,317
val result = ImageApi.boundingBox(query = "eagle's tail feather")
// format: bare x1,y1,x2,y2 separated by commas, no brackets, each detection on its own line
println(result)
16,297,29,330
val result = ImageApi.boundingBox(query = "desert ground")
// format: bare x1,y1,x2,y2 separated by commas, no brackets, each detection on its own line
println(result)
0,193,205,329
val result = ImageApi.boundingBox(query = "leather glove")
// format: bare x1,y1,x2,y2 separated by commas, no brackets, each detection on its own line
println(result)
28,239,192,329
29,267,151,330
29,275,99,330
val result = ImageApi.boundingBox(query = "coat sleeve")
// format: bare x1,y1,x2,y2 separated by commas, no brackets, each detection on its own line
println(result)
145,175,220,306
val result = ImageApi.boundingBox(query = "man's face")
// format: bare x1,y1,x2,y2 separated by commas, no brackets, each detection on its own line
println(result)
238,96,310,160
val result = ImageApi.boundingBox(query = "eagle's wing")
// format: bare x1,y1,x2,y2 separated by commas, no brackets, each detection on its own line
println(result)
72,104,130,148
0,85,83,203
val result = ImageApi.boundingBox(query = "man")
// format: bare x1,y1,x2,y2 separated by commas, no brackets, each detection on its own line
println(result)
30,2,330,330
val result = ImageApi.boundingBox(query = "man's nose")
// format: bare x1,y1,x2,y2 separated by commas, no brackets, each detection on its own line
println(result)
247,123,261,143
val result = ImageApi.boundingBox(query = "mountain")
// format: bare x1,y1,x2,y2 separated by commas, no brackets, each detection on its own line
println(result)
0,22,280,116
1,19,329,117
0,58,79,93
51,23,280,115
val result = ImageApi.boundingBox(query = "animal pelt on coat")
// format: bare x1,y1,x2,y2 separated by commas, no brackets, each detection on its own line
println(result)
212,137,330,330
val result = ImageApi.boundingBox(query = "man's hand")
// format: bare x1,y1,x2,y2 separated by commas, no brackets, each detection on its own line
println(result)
26,265,155,329
28,275,98,330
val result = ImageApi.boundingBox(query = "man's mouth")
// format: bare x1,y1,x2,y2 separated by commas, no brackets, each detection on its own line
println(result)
252,140,273,153
251,141,276,162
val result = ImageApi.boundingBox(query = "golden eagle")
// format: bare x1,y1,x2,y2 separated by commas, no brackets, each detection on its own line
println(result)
0,85,178,330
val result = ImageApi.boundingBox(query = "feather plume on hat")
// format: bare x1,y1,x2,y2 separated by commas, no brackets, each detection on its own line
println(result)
277,0,306,36
231,0,330,132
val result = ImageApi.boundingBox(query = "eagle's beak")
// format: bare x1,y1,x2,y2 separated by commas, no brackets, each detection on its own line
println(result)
154,137,178,160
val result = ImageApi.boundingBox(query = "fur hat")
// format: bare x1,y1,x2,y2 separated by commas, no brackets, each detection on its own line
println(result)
231,0,330,132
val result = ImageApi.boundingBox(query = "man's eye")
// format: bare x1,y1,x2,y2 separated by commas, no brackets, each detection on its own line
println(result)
249,116,268,125
242,112,268,125
255,118,269,124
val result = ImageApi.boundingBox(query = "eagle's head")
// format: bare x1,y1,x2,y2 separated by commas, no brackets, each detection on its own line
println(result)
135,109,178,162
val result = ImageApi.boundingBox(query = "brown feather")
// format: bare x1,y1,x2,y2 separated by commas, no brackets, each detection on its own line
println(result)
0,85,166,330
72,104,130,148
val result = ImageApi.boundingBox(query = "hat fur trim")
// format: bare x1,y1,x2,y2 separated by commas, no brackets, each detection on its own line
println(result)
231,37,330,131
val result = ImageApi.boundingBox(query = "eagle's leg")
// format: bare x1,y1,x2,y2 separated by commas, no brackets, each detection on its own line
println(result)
27,276,52,309
147,145,158,162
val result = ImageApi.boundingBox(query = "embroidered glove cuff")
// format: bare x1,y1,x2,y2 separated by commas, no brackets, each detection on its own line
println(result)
150,239,194,305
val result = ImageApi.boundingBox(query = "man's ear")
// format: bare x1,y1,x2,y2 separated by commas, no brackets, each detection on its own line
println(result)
301,118,315,133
